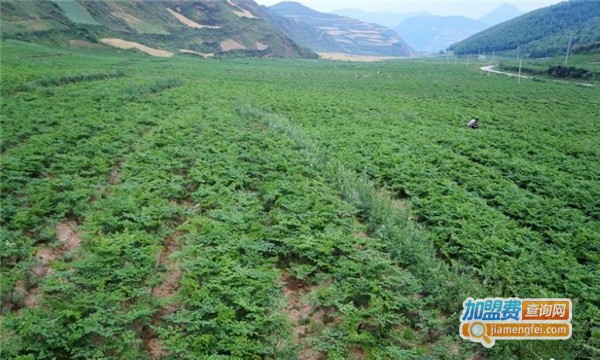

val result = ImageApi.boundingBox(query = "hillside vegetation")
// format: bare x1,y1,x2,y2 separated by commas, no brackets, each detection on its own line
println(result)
449,0,600,57
0,0,316,58
1,40,599,359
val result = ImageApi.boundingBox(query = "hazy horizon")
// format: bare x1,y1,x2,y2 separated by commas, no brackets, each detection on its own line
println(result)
254,0,565,19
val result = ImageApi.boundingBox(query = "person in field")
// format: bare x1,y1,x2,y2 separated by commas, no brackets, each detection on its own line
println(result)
468,117,479,129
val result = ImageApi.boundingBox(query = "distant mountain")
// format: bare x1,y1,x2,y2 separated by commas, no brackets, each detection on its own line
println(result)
267,1,415,57
252,4,344,53
479,4,523,26
394,15,488,53
0,0,317,59
449,0,600,57
331,8,430,29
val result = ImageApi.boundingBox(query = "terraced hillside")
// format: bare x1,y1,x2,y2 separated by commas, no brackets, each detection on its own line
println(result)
0,0,317,58
266,1,415,56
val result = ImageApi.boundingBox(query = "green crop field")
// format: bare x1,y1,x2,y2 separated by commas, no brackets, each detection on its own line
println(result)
1,40,598,359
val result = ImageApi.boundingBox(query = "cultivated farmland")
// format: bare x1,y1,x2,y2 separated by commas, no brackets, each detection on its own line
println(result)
1,40,598,359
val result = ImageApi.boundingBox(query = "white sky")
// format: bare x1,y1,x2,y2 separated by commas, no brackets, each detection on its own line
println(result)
254,0,565,18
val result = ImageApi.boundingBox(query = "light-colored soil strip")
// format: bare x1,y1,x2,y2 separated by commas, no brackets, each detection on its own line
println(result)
146,337,165,360
151,236,181,299
281,273,325,360
31,247,58,278
348,30,380,35
24,247,58,308
352,348,367,360
227,0,258,19
56,220,82,250
166,8,221,29
143,235,181,359
14,281,39,308
255,42,269,51
179,49,214,58
100,38,174,58
220,39,246,51
18,221,83,309
318,52,405,62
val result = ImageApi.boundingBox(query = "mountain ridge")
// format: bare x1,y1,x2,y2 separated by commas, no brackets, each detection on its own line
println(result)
394,15,488,53
449,1,600,57
478,4,523,26
330,8,430,29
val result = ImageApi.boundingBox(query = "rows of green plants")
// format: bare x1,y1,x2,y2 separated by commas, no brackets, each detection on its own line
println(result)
2,40,598,358
2,41,479,358
1,43,194,358
233,59,599,358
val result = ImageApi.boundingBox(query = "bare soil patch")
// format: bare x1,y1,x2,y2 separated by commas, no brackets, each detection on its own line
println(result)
32,247,58,277
22,247,58,308
281,273,325,360
152,265,182,298
142,324,166,360
152,237,181,298
147,338,165,359
227,0,258,18
326,30,345,36
220,39,246,52
13,280,39,309
179,49,214,58
352,347,367,359
255,42,269,51
318,53,404,62
143,235,182,358
17,220,83,309
23,287,40,309
100,38,174,58
166,8,221,29
56,220,82,251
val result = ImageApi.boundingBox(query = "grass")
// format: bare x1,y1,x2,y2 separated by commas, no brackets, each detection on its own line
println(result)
49,0,100,26
12,70,125,92
1,40,598,359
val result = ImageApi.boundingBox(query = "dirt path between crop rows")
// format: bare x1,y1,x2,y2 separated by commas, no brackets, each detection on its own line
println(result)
143,233,182,359
14,220,82,310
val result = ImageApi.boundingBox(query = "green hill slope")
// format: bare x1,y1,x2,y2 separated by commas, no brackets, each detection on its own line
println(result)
449,0,600,57
0,0,317,58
